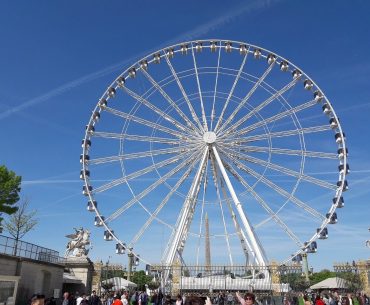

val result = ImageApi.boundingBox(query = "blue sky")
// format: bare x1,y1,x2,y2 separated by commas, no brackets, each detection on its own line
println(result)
1,0,370,271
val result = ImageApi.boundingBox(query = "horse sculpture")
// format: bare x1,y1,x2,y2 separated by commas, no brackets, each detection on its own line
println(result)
65,227,91,257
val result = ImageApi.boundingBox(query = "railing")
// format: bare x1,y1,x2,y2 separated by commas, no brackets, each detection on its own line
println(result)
0,234,65,265
149,264,302,299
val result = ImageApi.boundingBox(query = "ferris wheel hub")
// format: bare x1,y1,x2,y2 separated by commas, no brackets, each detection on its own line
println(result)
203,131,217,144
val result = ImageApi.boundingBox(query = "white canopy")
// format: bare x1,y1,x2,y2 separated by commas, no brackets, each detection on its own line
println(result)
102,277,137,289
310,277,348,290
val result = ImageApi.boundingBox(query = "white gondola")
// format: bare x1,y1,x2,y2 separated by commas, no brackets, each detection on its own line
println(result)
94,216,104,227
322,103,332,115
337,179,348,191
339,164,350,174
87,200,96,212
337,147,348,159
80,170,90,179
104,230,114,241
166,48,174,58
82,185,92,196
210,41,217,52
253,48,261,59
326,212,338,224
107,87,116,98
239,44,247,55
304,79,313,90
99,99,107,109
280,61,289,71
180,44,188,55
225,41,232,53
335,132,345,144
116,76,125,87
92,111,100,122
134,255,140,266
195,42,203,52
314,90,323,101
304,241,317,253
292,69,302,79
79,154,89,163
317,227,328,239
329,118,338,129
81,139,91,148
333,196,344,208
292,253,303,263
85,124,95,133
140,60,148,70
116,243,126,254
267,54,276,65
129,68,137,78
153,53,161,63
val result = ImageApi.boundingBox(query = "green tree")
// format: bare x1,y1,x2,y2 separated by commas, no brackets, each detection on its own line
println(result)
131,270,153,291
3,198,38,255
0,165,22,226
280,273,310,291
309,269,336,285
339,271,364,291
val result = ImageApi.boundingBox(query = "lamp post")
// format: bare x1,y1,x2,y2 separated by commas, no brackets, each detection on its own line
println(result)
127,249,140,281
128,252,134,281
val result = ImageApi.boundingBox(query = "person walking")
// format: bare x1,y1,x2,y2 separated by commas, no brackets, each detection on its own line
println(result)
63,293,70,305
90,291,101,305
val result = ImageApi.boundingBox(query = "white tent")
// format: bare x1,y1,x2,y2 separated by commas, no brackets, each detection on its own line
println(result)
310,277,348,290
102,277,137,290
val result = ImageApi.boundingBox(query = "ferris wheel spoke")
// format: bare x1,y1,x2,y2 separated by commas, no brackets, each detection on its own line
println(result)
209,154,234,265
212,146,267,265
89,146,197,165
195,157,209,265
220,150,326,221
106,149,201,222
216,61,276,134
210,43,222,130
162,147,209,266
93,152,194,194
140,68,202,134
129,157,199,246
164,53,204,131
104,106,188,139
191,44,208,131
223,124,332,143
221,145,337,190
235,145,338,159
219,173,252,263
220,77,300,137
214,50,249,132
227,98,318,139
92,132,194,145
221,159,304,248
121,86,194,134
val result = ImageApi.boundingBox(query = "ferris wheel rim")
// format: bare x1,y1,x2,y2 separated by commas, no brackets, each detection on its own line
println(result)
81,39,348,266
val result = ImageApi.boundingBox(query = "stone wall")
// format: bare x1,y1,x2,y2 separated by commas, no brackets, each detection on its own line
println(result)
0,253,64,305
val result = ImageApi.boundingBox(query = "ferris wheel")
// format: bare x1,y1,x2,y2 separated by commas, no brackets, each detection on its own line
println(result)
80,40,348,268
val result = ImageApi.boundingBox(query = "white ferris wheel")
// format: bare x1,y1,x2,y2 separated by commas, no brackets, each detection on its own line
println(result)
80,40,348,268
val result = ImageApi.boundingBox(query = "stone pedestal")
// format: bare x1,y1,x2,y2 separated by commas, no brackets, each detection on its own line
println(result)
64,257,94,294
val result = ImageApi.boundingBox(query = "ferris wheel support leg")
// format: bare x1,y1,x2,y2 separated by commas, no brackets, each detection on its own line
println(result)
212,146,268,267
162,146,209,267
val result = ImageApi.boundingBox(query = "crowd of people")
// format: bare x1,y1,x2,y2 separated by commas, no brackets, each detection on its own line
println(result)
28,290,370,305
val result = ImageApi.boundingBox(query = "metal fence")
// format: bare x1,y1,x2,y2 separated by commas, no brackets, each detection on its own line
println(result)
0,234,65,265
334,262,370,292
149,264,302,300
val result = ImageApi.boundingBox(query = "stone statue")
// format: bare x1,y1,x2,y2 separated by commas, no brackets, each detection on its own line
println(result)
65,227,91,257
366,227,370,248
